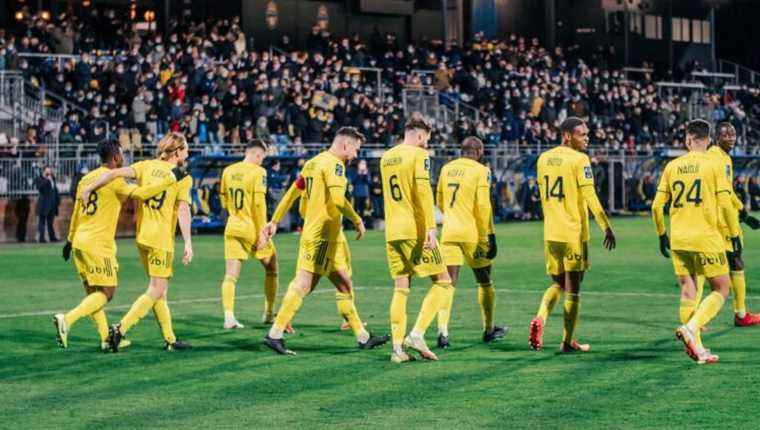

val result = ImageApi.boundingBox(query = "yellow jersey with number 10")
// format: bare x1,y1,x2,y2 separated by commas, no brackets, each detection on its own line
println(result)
132,159,192,252
221,161,267,243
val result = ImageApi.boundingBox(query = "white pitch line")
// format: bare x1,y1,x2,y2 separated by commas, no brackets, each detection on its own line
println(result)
0,285,756,320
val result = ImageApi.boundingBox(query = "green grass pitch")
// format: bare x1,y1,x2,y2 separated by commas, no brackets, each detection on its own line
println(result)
1,217,760,429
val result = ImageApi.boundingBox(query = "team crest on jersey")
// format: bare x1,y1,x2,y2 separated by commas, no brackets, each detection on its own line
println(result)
335,164,344,177
424,158,430,171
584,166,592,179
262,176,267,187
486,171,492,184
725,165,731,179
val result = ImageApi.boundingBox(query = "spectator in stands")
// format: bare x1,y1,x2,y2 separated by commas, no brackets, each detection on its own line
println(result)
35,165,59,243
350,159,371,222
369,173,383,225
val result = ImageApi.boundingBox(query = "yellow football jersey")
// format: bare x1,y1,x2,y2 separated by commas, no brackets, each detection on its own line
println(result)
380,144,436,242
437,157,494,243
132,159,193,251
536,146,595,243
221,161,267,243
299,151,348,242
656,151,731,253
706,145,742,236
68,166,175,256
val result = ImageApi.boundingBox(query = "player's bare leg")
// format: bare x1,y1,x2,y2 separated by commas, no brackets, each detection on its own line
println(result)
436,265,460,348
676,274,729,364
265,269,319,355
530,275,565,351
221,258,244,329
328,270,388,349
559,271,590,353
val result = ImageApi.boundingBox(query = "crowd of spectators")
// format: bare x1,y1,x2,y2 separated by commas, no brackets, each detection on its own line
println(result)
1,8,760,229
2,8,760,160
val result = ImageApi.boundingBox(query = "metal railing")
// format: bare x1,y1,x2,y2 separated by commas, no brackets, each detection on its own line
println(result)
718,59,760,86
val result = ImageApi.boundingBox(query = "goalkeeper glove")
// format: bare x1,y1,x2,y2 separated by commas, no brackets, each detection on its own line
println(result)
62,241,72,261
485,233,497,259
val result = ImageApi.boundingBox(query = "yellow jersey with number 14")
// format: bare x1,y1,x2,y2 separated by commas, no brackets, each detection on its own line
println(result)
132,159,192,252
437,157,494,243
536,146,595,243
221,161,267,243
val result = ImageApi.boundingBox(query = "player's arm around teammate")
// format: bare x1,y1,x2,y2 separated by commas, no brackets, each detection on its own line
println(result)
54,142,183,351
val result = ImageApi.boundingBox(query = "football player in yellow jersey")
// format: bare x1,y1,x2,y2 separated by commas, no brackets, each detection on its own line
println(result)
652,119,741,364
81,132,194,352
529,117,616,353
381,118,454,363
693,122,760,327
53,141,184,350
260,127,389,355
434,136,506,348
216,139,280,329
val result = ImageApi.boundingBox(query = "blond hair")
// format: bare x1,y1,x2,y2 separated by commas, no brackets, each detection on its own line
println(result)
157,132,187,161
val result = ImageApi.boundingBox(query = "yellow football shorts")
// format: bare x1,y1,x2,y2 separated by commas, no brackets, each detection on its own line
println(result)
73,248,118,287
441,241,491,269
137,244,174,279
386,239,447,279
296,239,352,276
224,235,277,261
544,240,589,275
671,250,729,278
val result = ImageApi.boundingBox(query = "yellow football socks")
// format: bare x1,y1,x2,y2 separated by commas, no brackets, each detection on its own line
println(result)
389,287,409,348
679,298,701,347
336,291,368,342
271,282,306,338
153,297,177,344
695,276,705,303
64,291,107,328
562,293,580,344
412,281,453,336
437,286,456,337
537,283,562,321
731,271,747,317
689,292,725,331
120,294,156,333
264,271,279,318
221,275,237,314
478,282,495,331
89,309,109,342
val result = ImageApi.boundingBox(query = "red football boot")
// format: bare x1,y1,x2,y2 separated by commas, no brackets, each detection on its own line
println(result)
529,317,544,351
734,312,760,327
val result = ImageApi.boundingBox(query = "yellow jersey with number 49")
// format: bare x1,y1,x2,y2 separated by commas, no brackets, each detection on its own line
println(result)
221,161,267,243
299,151,347,242
536,146,595,243
132,159,192,251
437,157,494,243
656,151,731,253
